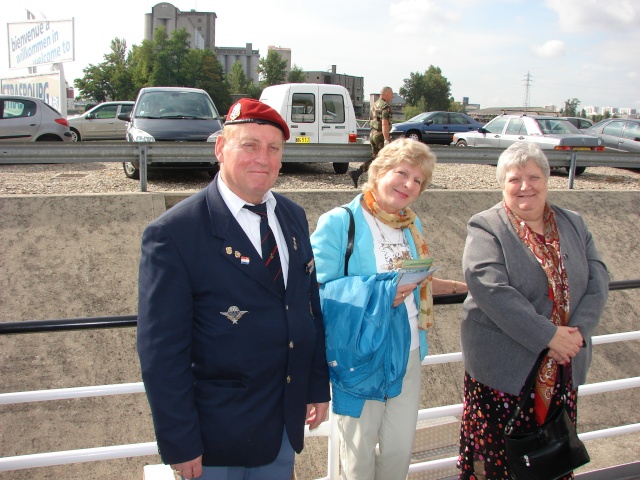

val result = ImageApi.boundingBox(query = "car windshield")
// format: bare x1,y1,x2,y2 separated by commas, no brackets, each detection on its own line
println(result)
406,112,430,123
135,91,219,119
535,118,581,135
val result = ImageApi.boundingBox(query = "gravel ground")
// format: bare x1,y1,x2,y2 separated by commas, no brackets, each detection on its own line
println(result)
1,160,639,194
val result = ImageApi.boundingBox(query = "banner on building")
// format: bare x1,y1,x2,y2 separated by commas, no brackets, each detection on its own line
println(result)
7,19,75,70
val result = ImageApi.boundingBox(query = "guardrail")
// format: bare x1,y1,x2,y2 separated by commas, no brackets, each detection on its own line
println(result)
1,143,638,192
1,280,639,478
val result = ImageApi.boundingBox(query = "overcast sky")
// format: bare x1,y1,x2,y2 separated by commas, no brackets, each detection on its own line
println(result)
1,0,638,111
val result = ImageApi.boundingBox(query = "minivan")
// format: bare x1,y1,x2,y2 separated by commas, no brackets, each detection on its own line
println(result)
259,83,358,173
118,87,223,179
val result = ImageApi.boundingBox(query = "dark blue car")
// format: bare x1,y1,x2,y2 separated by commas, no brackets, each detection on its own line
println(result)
390,111,483,145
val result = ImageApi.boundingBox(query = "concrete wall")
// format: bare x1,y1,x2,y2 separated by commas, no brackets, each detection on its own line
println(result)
1,190,638,479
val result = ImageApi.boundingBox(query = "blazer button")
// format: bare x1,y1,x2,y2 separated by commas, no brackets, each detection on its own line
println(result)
289,341,294,349
285,305,289,310
286,375,291,383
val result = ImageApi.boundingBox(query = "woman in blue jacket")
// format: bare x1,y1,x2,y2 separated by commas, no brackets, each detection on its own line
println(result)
311,138,467,480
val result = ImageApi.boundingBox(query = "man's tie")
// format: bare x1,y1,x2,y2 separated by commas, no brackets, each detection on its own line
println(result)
243,203,285,293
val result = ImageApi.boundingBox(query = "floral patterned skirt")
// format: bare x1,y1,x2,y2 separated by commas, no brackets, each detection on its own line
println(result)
457,370,578,480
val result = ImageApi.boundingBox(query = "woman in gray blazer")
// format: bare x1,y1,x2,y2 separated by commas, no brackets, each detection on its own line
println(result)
457,142,609,479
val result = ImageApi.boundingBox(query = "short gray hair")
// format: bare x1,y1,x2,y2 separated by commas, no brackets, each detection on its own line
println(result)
496,142,550,188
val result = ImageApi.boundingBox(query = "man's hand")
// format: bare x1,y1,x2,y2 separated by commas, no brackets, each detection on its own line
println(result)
171,455,203,479
306,402,329,430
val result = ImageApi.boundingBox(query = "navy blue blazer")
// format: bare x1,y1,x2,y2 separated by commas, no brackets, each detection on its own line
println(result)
137,177,330,467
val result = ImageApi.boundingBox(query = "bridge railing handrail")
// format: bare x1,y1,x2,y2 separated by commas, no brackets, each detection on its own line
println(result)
1,280,637,336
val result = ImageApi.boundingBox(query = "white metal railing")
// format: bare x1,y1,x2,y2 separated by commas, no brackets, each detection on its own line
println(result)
1,331,639,477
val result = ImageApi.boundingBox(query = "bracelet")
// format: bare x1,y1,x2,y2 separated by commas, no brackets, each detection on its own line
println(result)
451,281,457,294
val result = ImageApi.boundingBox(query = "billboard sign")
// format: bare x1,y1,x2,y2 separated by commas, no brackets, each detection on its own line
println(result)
1,71,66,116
7,19,75,70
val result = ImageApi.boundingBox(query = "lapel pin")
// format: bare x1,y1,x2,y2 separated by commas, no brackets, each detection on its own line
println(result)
292,237,297,250
220,306,248,324
226,247,233,255
241,256,250,265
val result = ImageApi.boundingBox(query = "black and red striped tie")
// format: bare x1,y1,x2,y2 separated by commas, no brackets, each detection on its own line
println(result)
244,203,285,293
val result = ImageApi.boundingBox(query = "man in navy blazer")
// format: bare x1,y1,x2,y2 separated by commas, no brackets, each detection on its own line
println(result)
137,98,330,479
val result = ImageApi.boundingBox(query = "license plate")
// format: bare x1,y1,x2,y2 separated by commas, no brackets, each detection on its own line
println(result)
295,136,310,143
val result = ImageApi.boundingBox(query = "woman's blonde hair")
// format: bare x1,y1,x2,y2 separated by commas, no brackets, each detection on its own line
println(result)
363,138,437,194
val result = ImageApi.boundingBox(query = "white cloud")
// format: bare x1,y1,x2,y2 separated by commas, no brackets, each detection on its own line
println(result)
531,40,566,58
546,0,638,33
389,0,461,35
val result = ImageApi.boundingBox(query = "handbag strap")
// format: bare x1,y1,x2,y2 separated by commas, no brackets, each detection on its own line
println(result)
340,206,355,276
505,348,568,434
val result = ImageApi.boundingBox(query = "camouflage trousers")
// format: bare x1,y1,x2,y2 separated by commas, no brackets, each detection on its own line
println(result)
361,130,385,173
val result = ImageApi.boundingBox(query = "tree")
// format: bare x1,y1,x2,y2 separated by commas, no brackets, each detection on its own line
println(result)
287,64,306,83
399,65,451,111
183,49,232,112
257,50,287,87
562,98,581,117
227,61,251,94
74,38,135,101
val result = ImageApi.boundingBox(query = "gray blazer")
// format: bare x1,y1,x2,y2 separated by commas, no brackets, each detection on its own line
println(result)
461,202,609,395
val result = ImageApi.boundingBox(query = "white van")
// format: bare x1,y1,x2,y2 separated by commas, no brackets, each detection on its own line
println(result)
259,83,358,173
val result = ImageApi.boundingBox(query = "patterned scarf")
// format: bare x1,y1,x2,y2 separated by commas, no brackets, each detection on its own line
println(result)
504,201,570,424
364,189,434,329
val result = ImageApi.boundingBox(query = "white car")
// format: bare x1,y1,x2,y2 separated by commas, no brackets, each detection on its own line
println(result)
67,101,134,141
452,114,604,175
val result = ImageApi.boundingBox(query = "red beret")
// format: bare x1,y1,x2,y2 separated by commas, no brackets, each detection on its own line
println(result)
224,98,290,140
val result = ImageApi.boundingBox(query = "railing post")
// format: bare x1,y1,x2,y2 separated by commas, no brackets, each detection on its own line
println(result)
139,145,148,193
567,151,576,190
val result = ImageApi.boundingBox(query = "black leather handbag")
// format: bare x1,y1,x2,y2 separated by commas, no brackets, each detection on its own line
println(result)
504,349,590,480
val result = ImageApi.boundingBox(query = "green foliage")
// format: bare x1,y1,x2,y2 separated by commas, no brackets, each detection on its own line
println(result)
399,65,452,112
227,61,251,94
257,50,287,87
74,27,231,109
287,64,306,83
449,100,465,113
562,98,581,117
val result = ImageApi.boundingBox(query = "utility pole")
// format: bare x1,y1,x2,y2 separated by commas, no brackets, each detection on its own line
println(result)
522,72,533,112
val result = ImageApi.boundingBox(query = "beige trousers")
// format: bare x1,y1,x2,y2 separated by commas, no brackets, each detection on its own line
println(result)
337,348,422,480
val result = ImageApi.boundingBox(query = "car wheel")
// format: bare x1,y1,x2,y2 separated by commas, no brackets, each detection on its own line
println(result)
333,162,349,174
573,167,587,176
455,139,468,147
70,129,80,142
405,130,422,142
123,162,140,180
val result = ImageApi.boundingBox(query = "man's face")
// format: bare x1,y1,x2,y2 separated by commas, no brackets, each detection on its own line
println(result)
216,123,284,204
383,90,394,102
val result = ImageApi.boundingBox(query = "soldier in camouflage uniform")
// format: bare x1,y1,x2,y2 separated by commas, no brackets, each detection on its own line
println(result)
349,86,394,188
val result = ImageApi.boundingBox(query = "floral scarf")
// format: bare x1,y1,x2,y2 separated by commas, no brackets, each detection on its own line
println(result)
504,201,570,424
364,189,434,330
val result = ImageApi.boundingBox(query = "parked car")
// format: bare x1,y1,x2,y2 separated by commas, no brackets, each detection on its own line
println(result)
584,118,640,153
118,87,223,179
451,114,604,175
67,101,134,141
561,117,594,131
0,95,72,142
390,111,483,144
